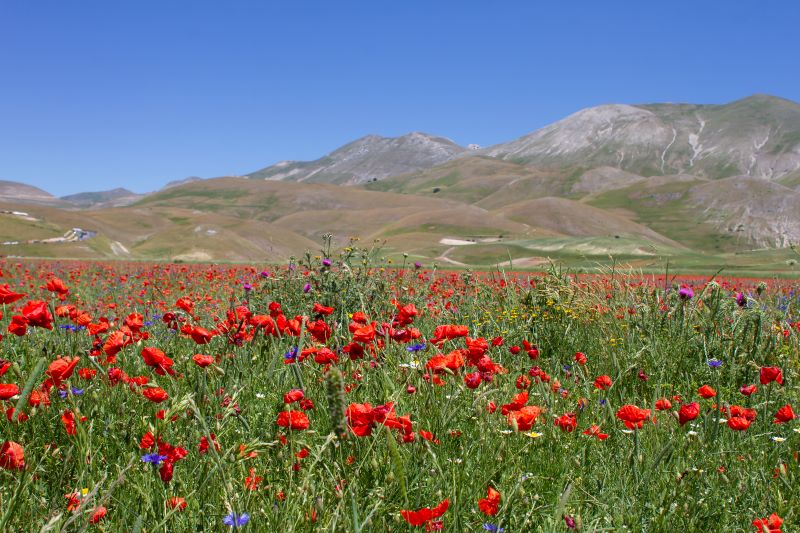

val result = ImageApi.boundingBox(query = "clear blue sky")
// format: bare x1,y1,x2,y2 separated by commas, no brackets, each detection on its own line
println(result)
1,1,798,196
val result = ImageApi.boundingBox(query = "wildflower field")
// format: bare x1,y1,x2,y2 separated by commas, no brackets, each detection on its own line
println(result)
0,247,797,532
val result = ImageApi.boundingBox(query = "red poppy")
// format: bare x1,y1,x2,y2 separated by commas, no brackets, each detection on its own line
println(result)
697,385,716,398
752,513,783,532
425,351,465,373
46,277,69,298
46,356,80,384
61,410,78,436
352,323,376,343
312,303,334,316
507,405,542,431
655,398,672,411
283,389,305,403
189,326,214,345
593,375,612,390
167,497,187,510
615,405,651,429
7,315,27,336
554,412,578,433
464,372,482,389
477,486,501,516
0,285,26,304
400,498,449,527
582,424,609,440
89,506,107,524
678,402,700,425
276,410,310,430
142,387,169,403
740,384,758,396
0,384,20,401
141,347,175,376
21,300,53,329
430,324,468,344
574,352,587,365
773,404,795,424
0,441,24,470
727,416,752,431
192,354,214,367
760,367,784,386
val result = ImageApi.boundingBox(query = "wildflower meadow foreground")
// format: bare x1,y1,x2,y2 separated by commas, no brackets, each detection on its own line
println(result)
0,247,798,532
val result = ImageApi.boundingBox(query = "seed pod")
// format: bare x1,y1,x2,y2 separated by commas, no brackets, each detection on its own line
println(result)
326,367,347,439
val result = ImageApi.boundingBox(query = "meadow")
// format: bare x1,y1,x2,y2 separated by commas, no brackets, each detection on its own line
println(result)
0,241,797,532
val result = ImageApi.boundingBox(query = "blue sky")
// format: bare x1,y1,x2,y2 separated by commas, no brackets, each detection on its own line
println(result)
1,1,798,196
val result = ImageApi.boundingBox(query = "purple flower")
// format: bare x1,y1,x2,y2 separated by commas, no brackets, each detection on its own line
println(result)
141,453,168,465
564,515,576,529
735,292,746,307
707,358,722,368
678,286,694,300
406,343,426,352
303,283,311,293
259,270,270,278
414,261,422,269
223,512,250,527
322,258,332,267
242,282,253,292
483,525,504,532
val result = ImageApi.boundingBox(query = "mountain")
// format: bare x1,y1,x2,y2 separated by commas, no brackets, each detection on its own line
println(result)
246,132,466,185
484,95,800,180
61,188,144,208
0,180,64,205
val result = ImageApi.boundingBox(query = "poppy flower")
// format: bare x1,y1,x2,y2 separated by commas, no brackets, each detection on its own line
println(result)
46,356,80,384
142,387,169,403
430,325,468,344
400,498,449,527
773,404,796,424
477,486,501,516
593,375,612,390
464,372,482,389
7,315,28,336
192,354,214,368
582,424,609,440
574,352,587,365
189,326,214,345
276,410,310,430
283,389,305,403
615,405,651,429
752,513,783,532
0,441,24,470
760,367,784,386
678,402,700,425
167,497,187,510
352,323,376,343
507,405,542,431
727,416,752,431
697,385,716,399
0,384,20,401
740,384,758,396
46,277,69,298
0,285,26,304
89,506,107,524
141,347,175,376
655,398,672,411
21,300,53,329
554,412,578,433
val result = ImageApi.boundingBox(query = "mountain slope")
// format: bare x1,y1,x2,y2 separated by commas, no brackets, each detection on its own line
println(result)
61,188,144,208
246,132,466,185
0,180,65,205
484,95,800,180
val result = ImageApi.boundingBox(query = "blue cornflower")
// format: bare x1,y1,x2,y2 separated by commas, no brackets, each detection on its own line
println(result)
223,512,250,527
599,399,607,406
58,387,85,399
483,524,504,533
562,364,571,372
406,343,426,353
143,321,153,327
141,453,168,465
284,347,298,362
707,358,722,368
59,324,77,331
